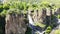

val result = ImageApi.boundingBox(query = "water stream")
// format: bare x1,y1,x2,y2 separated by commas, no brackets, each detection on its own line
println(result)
28,14,45,34
57,19,60,29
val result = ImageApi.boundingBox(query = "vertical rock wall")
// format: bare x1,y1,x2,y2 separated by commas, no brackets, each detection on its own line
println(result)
29,8,47,24
5,13,27,34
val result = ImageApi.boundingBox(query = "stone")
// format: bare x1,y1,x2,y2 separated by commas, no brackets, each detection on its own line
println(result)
5,13,27,34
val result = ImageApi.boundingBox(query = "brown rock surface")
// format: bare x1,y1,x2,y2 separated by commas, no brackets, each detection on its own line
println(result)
5,13,27,34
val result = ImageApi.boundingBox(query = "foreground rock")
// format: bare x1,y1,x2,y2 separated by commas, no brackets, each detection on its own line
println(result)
5,13,27,34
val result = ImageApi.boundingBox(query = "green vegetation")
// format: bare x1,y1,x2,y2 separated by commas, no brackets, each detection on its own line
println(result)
57,15,60,19
0,1,57,17
0,0,60,34
35,22,46,28
0,10,7,17
45,26,52,34
25,27,32,34
54,29,60,34
0,0,58,15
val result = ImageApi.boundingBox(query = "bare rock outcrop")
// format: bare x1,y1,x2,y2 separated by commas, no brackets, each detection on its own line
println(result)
5,13,27,34
28,8,47,24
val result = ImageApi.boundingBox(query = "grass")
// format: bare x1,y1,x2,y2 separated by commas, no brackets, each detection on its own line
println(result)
57,15,60,19
52,29,60,34
35,22,46,28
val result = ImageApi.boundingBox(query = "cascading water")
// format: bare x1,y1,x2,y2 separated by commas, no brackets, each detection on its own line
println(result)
28,15,35,25
57,19,60,29
28,14,45,34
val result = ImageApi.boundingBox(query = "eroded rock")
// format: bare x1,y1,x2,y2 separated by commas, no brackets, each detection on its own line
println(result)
5,13,27,34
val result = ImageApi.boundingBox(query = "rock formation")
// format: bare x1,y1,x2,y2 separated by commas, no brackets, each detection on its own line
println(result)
5,13,27,34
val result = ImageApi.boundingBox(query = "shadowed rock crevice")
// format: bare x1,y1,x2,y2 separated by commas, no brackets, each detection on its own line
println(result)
0,16,5,34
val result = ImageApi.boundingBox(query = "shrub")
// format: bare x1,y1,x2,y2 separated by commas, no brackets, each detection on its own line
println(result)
3,3,10,10
45,26,52,34
40,1,50,8
57,15,60,19
0,10,7,17
7,9,20,14
0,4,3,12
9,1,27,10
35,22,46,28
25,27,32,34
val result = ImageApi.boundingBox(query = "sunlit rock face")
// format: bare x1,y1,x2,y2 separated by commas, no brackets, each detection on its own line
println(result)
28,8,53,29
28,8,47,30
5,13,27,34
46,8,52,16
56,8,60,14
40,8,46,24
28,8,53,34
28,8,47,24
54,8,60,15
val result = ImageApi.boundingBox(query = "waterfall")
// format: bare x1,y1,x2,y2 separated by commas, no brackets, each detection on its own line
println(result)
28,15,35,25
57,19,60,29
28,14,45,34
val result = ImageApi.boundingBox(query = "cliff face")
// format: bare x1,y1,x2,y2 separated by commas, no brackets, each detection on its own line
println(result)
50,8,60,34
28,8,52,25
5,13,27,34
27,8,53,34
1,8,60,34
